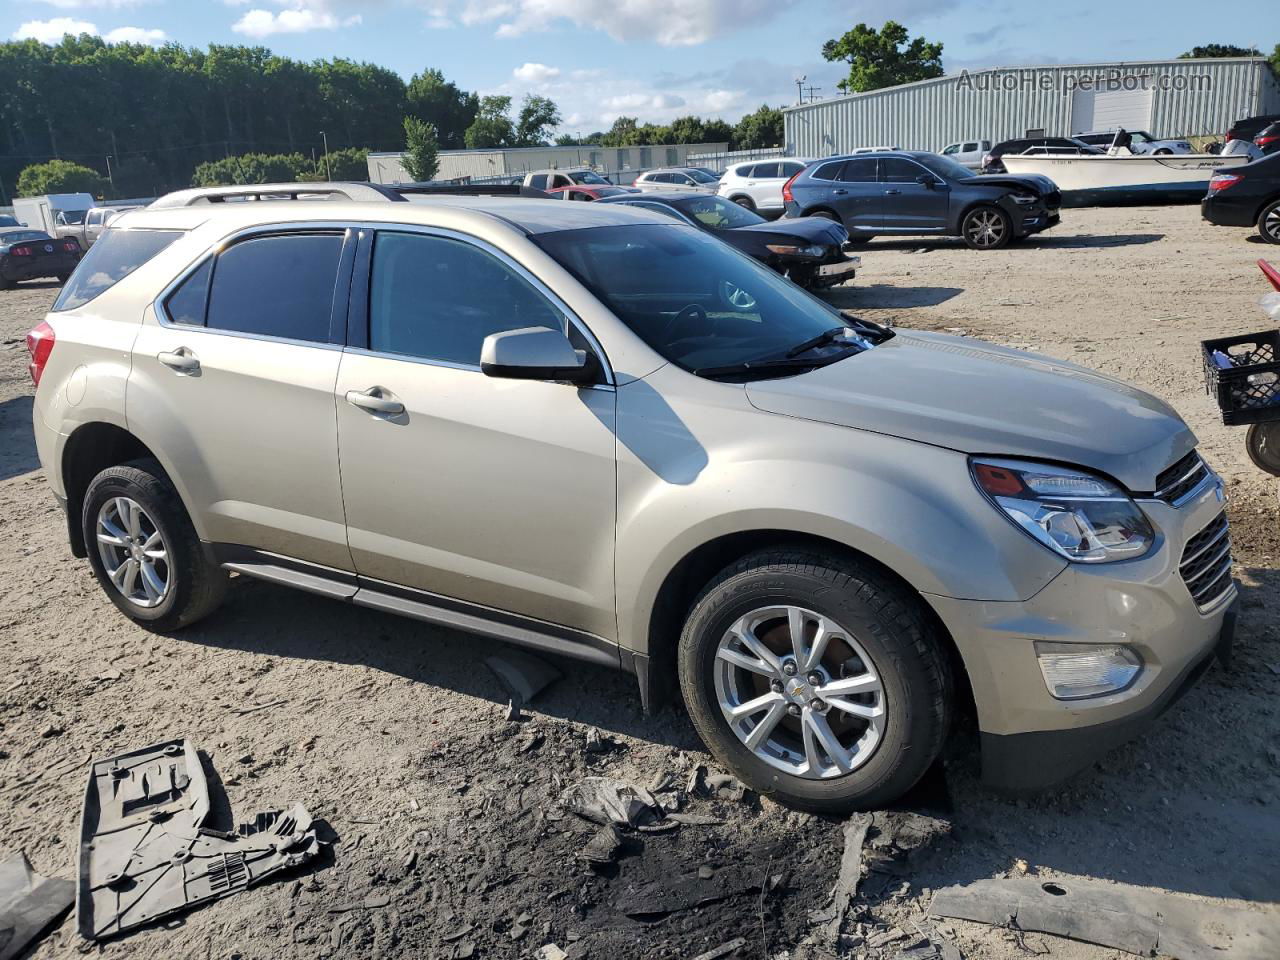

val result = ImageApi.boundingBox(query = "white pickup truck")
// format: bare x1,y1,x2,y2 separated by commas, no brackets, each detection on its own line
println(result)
54,205,140,249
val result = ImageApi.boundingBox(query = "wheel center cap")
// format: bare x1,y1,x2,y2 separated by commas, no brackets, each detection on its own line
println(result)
785,678,812,702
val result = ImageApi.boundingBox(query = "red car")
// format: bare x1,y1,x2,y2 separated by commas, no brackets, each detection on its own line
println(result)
546,185,640,202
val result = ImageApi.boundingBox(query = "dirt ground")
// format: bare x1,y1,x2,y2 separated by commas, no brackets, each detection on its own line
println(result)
1,204,1278,960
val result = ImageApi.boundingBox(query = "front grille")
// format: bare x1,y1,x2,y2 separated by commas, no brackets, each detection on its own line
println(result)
1179,512,1233,610
1154,451,1209,504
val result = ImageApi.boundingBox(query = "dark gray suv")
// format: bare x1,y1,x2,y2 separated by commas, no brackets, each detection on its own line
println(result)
783,151,1061,250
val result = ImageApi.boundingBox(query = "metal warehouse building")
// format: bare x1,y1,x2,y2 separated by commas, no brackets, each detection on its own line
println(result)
368,140,728,184
784,57,1280,157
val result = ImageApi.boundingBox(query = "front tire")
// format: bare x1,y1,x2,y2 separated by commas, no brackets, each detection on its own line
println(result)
1246,422,1280,476
1258,200,1280,245
678,548,952,812
82,458,227,631
961,205,1012,250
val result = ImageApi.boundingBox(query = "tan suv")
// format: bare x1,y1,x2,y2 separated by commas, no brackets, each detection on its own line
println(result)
27,196,1236,810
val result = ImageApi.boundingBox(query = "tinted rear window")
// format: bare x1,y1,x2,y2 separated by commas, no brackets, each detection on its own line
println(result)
53,229,183,312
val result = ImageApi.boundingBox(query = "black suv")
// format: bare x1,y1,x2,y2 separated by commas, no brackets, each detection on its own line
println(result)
982,137,1102,173
782,151,1060,250
1227,114,1280,147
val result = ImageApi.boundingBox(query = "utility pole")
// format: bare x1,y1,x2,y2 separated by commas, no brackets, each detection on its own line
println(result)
804,85,822,102
795,76,806,104
105,155,116,195
320,131,331,180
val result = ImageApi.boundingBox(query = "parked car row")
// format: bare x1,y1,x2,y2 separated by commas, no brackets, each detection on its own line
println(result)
25,183,1236,813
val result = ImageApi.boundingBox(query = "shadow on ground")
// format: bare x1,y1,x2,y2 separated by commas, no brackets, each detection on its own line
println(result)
0,395,38,481
852,233,1164,253
822,284,963,310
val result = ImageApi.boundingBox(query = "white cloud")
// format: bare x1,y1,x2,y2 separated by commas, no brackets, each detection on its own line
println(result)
13,17,97,42
434,0,790,46
512,62,560,85
103,25,166,43
14,15,167,44
30,0,148,8
232,1,363,38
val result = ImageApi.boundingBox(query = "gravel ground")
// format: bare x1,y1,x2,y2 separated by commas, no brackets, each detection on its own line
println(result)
1,204,1277,960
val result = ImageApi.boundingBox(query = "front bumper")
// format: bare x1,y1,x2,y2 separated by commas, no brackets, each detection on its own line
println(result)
928,474,1236,791
1014,208,1060,237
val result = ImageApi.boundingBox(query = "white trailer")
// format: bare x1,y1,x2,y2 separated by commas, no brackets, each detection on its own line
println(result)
12,193,95,234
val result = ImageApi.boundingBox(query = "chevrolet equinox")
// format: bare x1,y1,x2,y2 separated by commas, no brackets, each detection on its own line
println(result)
28,199,1236,810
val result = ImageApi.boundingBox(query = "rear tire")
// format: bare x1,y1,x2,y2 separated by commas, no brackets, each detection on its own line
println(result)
0,275,13,290
82,458,227,631
1246,422,1280,477
677,548,952,812
1257,200,1280,245
731,195,756,211
961,205,1012,250
808,209,838,222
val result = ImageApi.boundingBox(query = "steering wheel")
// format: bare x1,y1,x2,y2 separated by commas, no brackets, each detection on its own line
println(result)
663,303,708,342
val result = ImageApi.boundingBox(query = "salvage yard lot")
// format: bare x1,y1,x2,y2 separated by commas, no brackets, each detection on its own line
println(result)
1,204,1277,959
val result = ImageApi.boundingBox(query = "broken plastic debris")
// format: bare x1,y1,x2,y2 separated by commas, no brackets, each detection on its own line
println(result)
485,648,561,704
0,851,75,960
560,777,663,828
77,738,321,940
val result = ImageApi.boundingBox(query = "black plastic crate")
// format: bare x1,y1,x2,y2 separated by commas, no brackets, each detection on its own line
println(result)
1202,328,1280,425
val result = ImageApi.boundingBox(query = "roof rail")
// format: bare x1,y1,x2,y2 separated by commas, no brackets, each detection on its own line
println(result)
148,182,403,208
389,182,552,199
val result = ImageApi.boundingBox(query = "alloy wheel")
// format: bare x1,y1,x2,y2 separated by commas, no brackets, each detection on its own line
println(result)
1265,206,1280,243
713,605,885,779
965,210,1006,247
95,497,170,608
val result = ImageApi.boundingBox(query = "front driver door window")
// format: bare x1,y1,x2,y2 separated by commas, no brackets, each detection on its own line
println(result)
334,230,618,642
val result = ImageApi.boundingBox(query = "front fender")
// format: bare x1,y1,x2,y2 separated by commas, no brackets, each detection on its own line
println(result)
612,366,1066,657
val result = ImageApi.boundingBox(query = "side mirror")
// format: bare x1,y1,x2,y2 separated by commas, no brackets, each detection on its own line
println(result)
480,326,597,385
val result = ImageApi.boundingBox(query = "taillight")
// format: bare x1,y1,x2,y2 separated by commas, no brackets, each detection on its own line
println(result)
11,246,31,257
26,321,55,387
62,240,78,253
1208,173,1242,193
1225,131,1235,142
781,170,800,204
1257,134,1279,147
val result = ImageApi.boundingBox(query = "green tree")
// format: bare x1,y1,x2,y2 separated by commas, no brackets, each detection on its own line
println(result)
464,95,515,149
407,68,478,149
822,21,944,93
600,116,639,147
1270,43,1280,75
514,94,562,147
190,152,309,187
701,119,734,145
1179,44,1261,58
401,116,440,181
16,159,107,196
667,115,706,144
733,105,784,149
324,146,370,181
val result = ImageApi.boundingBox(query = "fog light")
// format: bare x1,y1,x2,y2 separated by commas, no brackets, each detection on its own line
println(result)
1034,642,1141,700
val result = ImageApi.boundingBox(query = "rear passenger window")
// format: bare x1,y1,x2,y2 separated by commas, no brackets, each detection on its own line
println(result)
53,229,183,312
165,259,212,326
528,174,548,189
205,233,343,343
369,232,567,366
837,158,878,182
753,163,781,178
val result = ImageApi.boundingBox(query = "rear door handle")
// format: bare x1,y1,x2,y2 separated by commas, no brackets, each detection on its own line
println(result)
157,347,199,374
345,387,404,416
883,189,902,195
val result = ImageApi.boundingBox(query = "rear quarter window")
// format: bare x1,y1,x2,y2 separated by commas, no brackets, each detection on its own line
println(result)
52,229,183,312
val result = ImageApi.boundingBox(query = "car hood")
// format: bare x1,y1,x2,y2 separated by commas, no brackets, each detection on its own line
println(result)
731,216,847,245
967,173,1058,195
744,330,1195,492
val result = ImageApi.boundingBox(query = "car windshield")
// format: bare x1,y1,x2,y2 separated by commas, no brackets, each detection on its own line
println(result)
569,170,609,184
672,195,765,229
533,223,874,376
686,169,719,184
1,230,52,244
58,210,88,225
0,215,18,227
915,154,973,181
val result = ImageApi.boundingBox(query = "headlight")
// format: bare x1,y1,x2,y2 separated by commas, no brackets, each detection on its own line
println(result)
1034,642,1142,699
971,458,1154,563
1009,193,1039,205
765,243,826,257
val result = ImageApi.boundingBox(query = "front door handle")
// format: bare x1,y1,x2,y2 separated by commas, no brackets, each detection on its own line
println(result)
157,347,199,374
883,189,902,195
345,387,405,416
832,188,848,195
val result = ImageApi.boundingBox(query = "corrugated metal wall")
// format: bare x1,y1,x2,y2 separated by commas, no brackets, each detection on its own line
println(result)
785,59,1278,157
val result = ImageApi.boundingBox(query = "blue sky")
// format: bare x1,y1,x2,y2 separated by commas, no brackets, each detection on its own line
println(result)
6,0,1277,133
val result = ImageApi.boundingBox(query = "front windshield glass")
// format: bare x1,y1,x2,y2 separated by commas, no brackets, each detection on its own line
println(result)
916,154,973,181
686,169,719,184
59,210,88,225
534,223,872,375
569,170,609,184
672,195,765,229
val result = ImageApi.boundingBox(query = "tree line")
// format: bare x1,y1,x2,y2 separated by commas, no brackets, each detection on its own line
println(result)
0,35,785,198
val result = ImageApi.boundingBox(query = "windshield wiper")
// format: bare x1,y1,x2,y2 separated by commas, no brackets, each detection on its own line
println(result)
784,326,852,358
694,356,836,380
